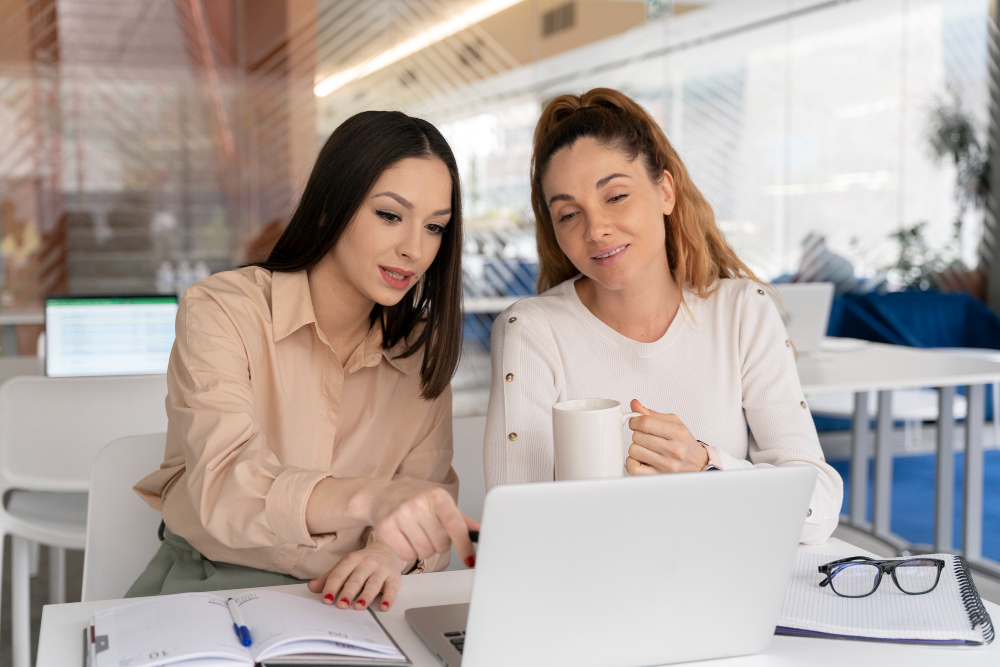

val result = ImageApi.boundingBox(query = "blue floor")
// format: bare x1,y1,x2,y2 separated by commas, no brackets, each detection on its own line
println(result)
830,451,1000,562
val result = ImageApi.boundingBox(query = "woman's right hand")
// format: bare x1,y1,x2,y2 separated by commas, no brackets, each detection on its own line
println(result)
368,480,480,567
309,540,405,611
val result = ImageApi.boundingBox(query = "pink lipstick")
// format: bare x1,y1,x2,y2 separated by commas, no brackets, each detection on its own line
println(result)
379,265,414,289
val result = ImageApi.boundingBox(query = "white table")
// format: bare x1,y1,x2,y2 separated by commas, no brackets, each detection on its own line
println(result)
798,340,1000,394
797,340,1000,574
36,538,1000,667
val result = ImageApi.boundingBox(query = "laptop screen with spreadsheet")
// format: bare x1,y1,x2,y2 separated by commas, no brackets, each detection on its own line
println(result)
44,295,178,377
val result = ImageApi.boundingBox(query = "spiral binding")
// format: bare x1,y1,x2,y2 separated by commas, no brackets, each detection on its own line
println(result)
954,555,995,644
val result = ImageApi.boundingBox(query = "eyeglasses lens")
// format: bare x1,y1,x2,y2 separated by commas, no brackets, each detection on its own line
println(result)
894,559,940,594
830,563,880,597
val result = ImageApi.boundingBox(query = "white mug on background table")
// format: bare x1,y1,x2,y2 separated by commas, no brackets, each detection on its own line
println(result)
552,398,642,480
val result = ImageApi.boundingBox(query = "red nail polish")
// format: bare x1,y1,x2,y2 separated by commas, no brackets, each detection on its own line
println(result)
357,599,366,606
340,597,349,603
324,594,333,601
381,601,389,608
465,555,476,567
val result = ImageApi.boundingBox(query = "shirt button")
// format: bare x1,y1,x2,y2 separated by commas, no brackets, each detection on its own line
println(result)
800,401,807,409
508,316,517,323
785,339,791,347
757,288,765,295
807,508,813,517
506,373,514,382
508,432,518,441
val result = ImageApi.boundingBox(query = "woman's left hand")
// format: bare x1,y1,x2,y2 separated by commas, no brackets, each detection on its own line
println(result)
308,539,408,612
625,399,709,475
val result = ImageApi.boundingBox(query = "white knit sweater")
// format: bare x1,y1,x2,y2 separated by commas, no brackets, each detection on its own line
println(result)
483,276,843,544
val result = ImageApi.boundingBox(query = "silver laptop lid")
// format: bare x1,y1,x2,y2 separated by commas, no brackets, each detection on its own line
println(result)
462,466,816,667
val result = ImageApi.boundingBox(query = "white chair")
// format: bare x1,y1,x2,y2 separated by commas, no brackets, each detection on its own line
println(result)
0,374,167,667
447,415,487,571
81,433,166,602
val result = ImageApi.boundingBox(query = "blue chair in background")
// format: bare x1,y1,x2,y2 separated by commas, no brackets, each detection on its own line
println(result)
853,291,1000,350
463,259,539,351
827,294,909,345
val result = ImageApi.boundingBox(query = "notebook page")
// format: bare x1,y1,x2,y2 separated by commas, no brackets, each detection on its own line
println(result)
233,591,404,662
92,593,249,667
777,552,983,643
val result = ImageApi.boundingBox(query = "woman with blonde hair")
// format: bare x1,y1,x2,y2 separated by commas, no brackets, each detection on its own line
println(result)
483,88,842,543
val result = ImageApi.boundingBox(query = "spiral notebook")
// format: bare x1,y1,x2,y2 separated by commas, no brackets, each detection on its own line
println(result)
776,552,995,646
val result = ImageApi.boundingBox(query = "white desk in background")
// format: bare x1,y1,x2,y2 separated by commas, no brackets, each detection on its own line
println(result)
798,340,1000,574
36,537,1000,667
0,308,44,356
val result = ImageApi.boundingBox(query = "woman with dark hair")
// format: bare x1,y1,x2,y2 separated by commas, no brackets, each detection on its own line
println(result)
129,111,477,612
484,88,843,544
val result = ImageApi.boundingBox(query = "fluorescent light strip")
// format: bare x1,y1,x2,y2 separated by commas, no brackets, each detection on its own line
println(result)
314,0,524,97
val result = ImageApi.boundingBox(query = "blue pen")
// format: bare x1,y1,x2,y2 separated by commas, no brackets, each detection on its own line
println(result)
227,597,252,647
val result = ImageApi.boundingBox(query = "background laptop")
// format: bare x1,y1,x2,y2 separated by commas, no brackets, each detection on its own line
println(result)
44,294,178,377
406,466,816,667
772,282,835,355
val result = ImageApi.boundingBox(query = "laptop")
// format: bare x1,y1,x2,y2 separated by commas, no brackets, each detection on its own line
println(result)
772,282,835,355
45,294,178,377
406,465,816,667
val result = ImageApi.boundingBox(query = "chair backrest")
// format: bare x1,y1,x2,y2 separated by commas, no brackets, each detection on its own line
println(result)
827,294,908,345
81,433,166,602
0,374,168,492
452,414,487,521
860,291,1000,350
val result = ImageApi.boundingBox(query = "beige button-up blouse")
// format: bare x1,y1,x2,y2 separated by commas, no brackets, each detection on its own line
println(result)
134,266,456,578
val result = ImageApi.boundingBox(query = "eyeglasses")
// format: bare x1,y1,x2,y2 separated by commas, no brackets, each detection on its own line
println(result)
817,556,946,598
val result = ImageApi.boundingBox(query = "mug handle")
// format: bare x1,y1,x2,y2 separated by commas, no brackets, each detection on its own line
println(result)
622,411,642,424
621,411,643,476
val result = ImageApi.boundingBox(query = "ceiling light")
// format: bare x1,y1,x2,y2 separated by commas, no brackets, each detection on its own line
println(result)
314,0,524,97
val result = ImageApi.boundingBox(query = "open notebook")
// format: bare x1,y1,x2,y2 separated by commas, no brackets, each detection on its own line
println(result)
777,552,995,646
87,590,409,666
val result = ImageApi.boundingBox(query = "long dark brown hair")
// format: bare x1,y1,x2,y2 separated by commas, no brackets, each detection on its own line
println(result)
530,88,759,298
255,111,463,400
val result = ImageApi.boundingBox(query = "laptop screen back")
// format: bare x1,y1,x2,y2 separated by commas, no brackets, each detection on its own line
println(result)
771,283,835,355
45,295,178,377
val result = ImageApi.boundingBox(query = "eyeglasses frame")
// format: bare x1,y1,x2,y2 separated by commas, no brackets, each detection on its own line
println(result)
817,555,946,598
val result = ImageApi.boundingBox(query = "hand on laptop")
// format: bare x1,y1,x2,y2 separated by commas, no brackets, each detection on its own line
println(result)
369,480,480,569
309,540,406,612
625,399,709,474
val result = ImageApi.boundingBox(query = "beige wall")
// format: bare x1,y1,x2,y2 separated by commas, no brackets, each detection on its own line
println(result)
480,0,648,66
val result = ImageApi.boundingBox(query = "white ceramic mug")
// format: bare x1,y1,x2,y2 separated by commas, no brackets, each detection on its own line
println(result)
552,398,642,481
